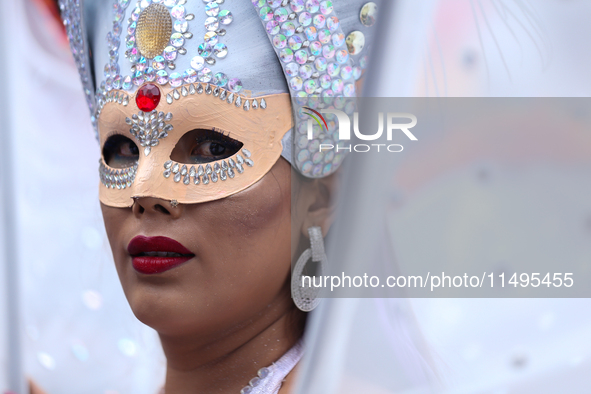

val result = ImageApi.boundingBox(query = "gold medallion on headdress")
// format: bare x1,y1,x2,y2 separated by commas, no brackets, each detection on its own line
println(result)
135,4,172,59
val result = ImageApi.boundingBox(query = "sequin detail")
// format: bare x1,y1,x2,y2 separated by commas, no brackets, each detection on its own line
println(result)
360,2,378,27
250,0,363,178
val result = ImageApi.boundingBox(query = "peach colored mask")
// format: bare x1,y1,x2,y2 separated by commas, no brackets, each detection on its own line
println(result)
97,84,293,208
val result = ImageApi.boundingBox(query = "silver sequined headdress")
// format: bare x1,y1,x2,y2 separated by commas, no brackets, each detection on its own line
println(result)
59,0,380,180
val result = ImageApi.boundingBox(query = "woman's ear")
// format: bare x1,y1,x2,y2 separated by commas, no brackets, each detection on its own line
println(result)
298,171,340,239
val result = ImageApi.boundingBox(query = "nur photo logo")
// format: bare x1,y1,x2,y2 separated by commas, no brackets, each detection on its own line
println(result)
304,107,418,153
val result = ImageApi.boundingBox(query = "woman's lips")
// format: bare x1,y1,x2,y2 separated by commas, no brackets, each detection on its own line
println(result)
127,235,195,274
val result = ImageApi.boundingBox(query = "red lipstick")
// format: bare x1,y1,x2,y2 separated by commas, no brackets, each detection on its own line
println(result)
127,236,194,274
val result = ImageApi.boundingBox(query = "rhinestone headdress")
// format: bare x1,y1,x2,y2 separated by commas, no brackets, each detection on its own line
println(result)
59,0,379,180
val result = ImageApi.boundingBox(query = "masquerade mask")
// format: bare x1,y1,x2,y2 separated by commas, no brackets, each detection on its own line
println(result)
60,0,379,207
98,83,291,207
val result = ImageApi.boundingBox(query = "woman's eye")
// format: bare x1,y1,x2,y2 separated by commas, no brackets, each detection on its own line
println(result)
103,135,139,168
191,141,227,157
171,129,243,164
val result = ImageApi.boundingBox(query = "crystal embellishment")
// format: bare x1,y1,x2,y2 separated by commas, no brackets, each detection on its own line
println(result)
135,83,161,112
99,159,138,189
162,153,254,186
126,109,173,156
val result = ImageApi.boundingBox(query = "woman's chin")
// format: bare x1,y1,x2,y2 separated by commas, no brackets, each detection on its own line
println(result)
125,286,197,335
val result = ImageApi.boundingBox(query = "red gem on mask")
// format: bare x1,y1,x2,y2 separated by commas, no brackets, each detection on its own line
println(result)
135,83,161,112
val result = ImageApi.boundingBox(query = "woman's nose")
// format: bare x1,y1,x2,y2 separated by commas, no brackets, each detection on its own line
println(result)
131,196,184,219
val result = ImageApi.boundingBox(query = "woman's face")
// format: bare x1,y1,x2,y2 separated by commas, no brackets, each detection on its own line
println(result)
101,156,297,338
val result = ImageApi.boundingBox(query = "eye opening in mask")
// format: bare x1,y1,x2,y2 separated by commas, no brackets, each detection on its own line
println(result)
102,134,140,168
170,128,244,164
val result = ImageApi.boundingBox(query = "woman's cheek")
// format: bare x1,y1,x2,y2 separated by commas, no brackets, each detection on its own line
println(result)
201,163,291,239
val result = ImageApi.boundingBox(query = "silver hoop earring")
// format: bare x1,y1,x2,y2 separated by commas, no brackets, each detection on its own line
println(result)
291,226,327,312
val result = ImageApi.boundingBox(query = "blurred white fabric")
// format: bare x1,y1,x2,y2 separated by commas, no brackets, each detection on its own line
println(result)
297,1,591,394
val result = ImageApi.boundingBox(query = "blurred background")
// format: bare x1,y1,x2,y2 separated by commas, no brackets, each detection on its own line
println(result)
0,0,166,393
1,0,591,393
